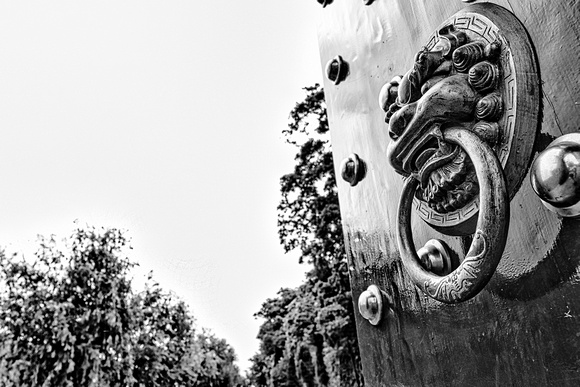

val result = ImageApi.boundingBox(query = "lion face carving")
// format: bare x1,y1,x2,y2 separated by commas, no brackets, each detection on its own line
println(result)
381,25,504,216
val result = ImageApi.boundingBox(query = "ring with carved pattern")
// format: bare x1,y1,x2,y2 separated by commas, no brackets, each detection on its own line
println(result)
397,127,509,303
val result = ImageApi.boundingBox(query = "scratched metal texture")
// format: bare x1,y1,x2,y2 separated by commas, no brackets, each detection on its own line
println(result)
318,0,580,385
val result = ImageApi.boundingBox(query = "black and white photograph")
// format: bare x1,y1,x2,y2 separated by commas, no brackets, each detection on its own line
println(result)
0,1,578,386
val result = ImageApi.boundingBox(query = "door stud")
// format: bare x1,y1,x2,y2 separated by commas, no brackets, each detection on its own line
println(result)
358,285,384,325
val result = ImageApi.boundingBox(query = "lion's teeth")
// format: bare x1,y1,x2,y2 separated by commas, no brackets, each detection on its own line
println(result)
432,171,442,186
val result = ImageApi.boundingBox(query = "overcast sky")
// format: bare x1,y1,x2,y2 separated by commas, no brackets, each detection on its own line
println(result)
0,1,323,372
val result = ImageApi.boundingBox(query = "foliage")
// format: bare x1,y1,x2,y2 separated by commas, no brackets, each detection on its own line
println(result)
249,84,363,387
0,226,244,387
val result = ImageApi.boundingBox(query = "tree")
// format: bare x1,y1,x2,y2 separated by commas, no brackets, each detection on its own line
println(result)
192,329,245,387
249,84,363,386
0,226,244,387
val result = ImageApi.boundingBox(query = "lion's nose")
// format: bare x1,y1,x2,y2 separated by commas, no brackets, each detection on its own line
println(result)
388,103,416,140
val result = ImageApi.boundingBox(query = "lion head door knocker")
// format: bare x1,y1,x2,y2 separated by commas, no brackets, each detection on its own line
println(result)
379,4,540,303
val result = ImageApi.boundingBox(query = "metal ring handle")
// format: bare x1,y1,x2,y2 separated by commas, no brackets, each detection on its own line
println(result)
397,127,509,303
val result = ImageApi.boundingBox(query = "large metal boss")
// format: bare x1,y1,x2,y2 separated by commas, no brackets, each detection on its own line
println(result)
379,4,540,303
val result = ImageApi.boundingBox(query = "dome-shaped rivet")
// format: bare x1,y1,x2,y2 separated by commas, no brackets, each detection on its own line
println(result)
340,153,366,187
531,133,580,217
358,285,384,325
326,56,349,85
417,239,454,275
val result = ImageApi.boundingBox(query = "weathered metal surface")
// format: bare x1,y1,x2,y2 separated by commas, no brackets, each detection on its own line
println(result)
318,0,580,385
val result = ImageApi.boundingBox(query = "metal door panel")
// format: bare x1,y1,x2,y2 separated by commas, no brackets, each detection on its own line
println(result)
318,1,580,385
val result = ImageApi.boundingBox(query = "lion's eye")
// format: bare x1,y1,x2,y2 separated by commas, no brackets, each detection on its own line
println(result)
388,102,416,142
389,116,406,140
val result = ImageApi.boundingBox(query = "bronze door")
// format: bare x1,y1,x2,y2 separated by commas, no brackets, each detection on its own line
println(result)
318,1,580,385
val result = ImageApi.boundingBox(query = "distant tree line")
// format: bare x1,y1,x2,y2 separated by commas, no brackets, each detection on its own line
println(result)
247,85,364,387
0,84,361,387
0,226,244,387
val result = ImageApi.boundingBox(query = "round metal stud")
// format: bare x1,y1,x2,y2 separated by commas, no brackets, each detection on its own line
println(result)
417,239,453,275
358,285,384,325
531,133,580,217
325,55,349,85
340,153,366,186
363,0,374,5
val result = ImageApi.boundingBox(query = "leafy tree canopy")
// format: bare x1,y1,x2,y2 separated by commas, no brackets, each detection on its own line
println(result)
0,226,244,387
249,85,363,387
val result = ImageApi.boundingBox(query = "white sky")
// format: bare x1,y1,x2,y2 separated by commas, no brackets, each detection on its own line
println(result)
0,1,323,372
